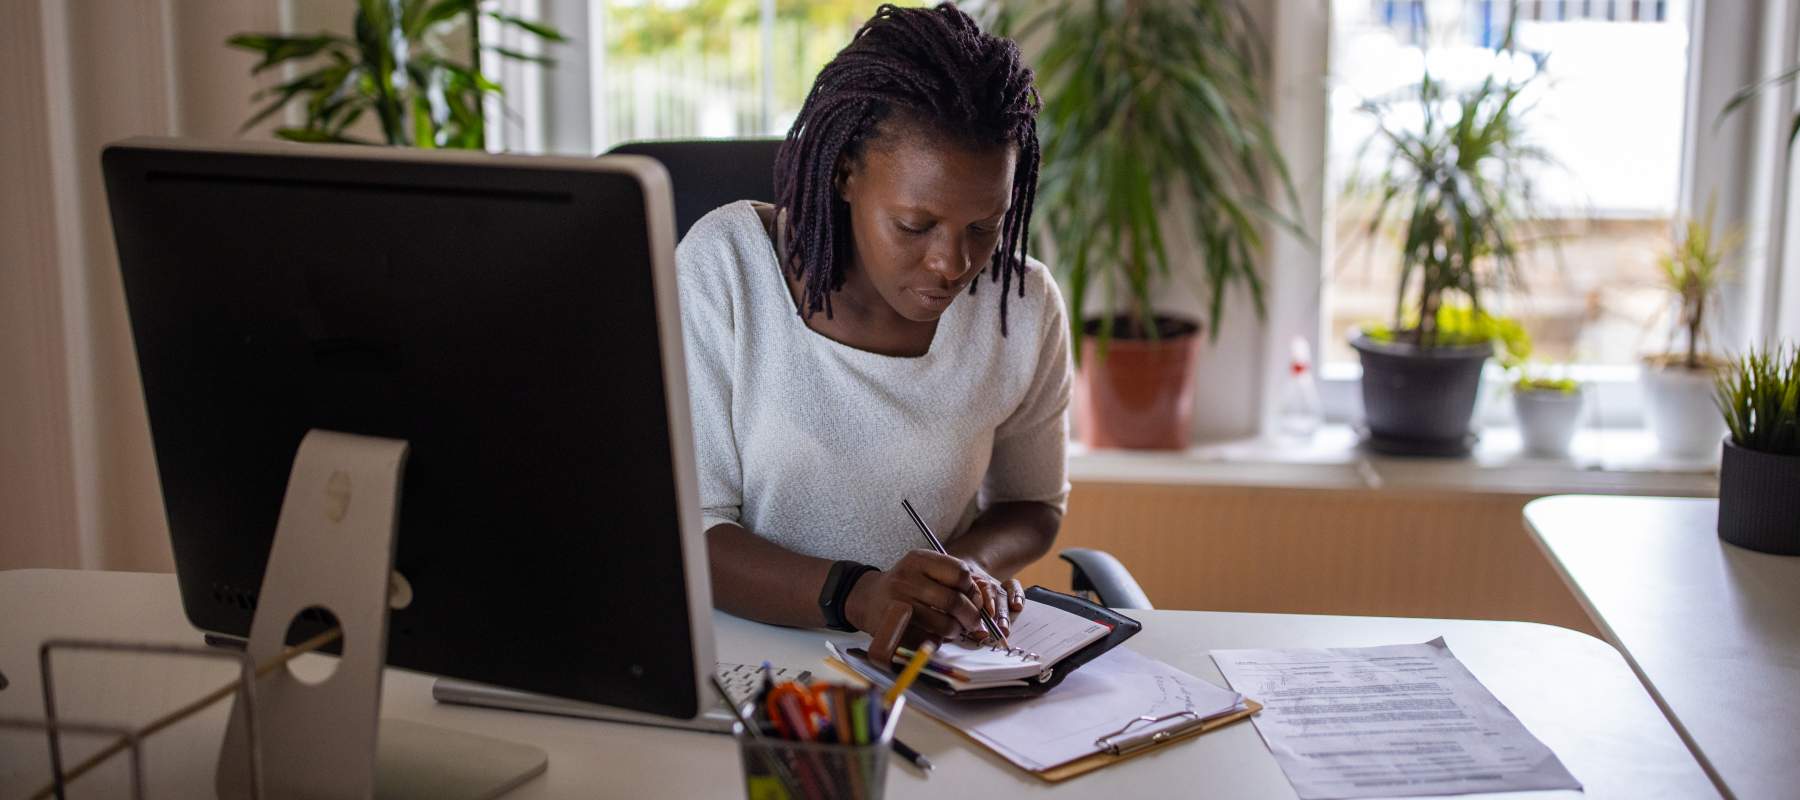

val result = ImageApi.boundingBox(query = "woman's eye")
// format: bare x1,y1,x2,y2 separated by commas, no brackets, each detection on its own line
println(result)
895,220,931,235
971,224,1001,235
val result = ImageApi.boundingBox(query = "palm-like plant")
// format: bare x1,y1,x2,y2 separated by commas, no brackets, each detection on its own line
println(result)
1000,0,1298,356
1721,64,1800,149
1354,33,1548,349
1655,204,1738,370
230,0,565,148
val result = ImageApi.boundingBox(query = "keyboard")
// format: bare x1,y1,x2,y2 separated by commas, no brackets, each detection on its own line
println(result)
714,661,812,707
431,661,814,733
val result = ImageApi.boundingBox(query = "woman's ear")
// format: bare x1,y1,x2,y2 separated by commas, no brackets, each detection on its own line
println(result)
834,155,856,202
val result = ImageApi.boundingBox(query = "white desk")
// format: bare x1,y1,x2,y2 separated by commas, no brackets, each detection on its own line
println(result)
0,569,1713,799
1525,495,1800,800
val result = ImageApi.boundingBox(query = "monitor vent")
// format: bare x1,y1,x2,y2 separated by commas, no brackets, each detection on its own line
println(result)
211,583,258,612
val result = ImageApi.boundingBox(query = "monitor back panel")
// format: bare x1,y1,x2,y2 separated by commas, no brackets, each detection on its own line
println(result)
102,142,705,718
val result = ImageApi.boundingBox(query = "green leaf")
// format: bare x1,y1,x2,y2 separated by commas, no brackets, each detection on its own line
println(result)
485,11,568,43
227,33,349,74
274,127,363,144
408,0,472,37
484,45,555,66
1718,64,1800,130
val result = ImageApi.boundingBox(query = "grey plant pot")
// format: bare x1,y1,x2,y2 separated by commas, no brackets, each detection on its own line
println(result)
1718,439,1800,555
1351,333,1491,452
1513,388,1584,457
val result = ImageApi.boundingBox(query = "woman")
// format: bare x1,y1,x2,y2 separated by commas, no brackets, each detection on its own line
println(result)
677,3,1068,662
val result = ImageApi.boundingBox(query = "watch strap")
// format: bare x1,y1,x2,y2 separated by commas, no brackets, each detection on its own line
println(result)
819,560,877,632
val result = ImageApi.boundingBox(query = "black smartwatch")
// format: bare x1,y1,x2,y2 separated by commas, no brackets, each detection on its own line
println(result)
818,560,878,632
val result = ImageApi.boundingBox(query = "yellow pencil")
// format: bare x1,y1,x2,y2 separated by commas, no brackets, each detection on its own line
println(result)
884,641,937,707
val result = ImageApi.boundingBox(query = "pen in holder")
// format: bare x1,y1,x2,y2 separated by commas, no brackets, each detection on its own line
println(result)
731,695,905,800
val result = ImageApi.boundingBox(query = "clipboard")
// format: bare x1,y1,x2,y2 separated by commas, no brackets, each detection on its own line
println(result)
1038,699,1261,781
825,650,1260,782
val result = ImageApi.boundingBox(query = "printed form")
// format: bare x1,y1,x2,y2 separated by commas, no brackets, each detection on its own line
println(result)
1211,638,1580,799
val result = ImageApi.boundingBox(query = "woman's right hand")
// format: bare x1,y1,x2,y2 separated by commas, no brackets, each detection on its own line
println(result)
845,549,989,645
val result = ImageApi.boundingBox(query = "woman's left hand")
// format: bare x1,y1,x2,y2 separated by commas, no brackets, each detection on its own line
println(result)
962,561,1025,638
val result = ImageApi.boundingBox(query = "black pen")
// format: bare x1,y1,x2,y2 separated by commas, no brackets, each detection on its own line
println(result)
900,498,1016,654
892,737,934,773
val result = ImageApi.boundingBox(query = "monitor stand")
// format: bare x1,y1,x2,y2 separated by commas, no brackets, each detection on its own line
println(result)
217,429,547,799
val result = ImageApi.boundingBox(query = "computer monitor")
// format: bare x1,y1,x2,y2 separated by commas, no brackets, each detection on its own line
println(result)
101,138,716,720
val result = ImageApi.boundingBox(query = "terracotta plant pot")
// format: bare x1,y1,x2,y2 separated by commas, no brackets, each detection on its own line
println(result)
1075,318,1201,450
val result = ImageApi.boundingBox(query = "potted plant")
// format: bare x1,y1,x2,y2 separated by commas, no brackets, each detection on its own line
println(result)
1641,208,1736,459
1714,343,1800,554
228,0,564,147
1001,0,1298,449
1512,371,1582,458
1347,34,1546,457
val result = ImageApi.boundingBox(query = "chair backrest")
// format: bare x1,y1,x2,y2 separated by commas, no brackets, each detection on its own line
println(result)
606,138,784,242
1059,548,1154,610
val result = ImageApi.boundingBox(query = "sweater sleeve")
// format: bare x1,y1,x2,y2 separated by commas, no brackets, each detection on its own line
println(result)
981,265,1073,512
676,213,746,533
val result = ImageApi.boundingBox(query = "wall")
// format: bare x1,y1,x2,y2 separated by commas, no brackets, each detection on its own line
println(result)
0,0,282,572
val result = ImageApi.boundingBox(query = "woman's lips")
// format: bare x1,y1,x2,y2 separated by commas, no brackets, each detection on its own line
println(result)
911,288,957,310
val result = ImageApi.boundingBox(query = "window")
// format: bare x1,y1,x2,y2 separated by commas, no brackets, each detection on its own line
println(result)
589,1,867,150
1323,0,1693,368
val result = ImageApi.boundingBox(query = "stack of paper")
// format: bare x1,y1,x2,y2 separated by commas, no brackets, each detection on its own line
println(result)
1211,638,1581,799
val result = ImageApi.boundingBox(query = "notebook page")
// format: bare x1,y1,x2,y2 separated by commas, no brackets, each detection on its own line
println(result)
929,599,1111,682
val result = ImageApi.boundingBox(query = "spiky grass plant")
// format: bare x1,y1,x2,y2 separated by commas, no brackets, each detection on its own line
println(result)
1716,344,1800,456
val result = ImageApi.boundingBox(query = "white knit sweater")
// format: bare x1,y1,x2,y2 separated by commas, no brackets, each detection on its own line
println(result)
675,201,1071,569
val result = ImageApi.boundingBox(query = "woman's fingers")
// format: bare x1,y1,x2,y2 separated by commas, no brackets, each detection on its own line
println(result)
867,601,912,666
906,604,965,639
899,578,984,635
990,581,1011,634
902,550,976,591
1006,579,1025,614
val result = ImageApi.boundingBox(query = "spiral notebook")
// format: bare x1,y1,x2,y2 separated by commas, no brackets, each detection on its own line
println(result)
900,597,1114,688
847,586,1142,699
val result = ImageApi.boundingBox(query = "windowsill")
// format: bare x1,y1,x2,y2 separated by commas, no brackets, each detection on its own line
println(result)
1068,424,1718,497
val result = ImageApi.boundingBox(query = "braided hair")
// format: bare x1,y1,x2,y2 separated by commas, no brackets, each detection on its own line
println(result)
774,2,1041,334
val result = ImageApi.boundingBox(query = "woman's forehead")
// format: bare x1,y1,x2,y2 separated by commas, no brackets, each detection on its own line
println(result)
859,135,1016,218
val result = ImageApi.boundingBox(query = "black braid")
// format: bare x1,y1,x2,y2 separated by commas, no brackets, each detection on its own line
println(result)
774,2,1041,335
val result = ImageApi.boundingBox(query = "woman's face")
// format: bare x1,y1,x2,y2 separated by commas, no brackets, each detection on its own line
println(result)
839,132,1017,323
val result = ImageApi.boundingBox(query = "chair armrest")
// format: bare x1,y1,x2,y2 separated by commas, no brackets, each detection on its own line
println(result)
1058,548,1153,610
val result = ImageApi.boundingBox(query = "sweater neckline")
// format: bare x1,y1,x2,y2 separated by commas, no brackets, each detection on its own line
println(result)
735,200,948,363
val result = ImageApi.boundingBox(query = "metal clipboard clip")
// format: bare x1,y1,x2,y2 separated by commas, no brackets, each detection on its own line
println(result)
1092,710,1205,756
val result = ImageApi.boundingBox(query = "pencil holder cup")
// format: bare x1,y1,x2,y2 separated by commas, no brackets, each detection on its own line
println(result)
731,696,903,800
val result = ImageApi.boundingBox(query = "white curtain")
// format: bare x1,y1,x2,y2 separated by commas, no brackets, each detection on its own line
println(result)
0,0,287,571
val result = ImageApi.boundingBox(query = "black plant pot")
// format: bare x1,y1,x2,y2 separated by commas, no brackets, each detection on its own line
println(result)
1351,333,1492,456
1718,439,1800,555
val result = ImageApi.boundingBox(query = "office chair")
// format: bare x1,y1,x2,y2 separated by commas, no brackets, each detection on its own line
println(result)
605,138,785,242
1060,548,1154,610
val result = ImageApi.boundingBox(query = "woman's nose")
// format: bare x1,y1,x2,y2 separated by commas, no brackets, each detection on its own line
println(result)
926,233,975,282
